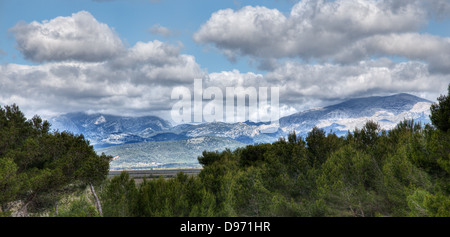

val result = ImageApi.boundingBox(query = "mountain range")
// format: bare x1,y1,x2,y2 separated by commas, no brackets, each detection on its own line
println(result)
279,93,432,137
49,113,172,148
48,93,433,169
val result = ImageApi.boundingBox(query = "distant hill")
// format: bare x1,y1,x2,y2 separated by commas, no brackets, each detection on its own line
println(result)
96,136,246,170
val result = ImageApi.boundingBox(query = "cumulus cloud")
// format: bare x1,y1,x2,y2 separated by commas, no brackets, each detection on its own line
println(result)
107,40,204,86
9,11,125,62
0,58,204,121
3,11,205,121
334,33,450,73
194,6,289,59
264,59,448,110
194,0,450,73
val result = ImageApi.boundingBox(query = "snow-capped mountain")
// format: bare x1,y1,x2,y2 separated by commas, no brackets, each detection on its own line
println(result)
279,93,432,137
49,112,172,148
172,121,281,144
48,93,434,169
49,93,433,148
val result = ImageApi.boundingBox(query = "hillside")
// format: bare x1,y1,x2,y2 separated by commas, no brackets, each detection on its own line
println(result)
97,136,246,170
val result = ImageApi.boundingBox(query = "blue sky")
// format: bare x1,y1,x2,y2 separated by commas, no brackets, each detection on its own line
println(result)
0,0,294,72
0,0,449,122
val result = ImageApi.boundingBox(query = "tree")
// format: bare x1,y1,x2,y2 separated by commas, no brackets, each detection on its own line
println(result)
231,167,272,216
430,84,450,132
0,157,22,215
306,127,342,167
101,171,138,217
381,144,432,216
317,144,381,216
353,120,381,149
426,89,450,198
0,104,112,216
198,150,222,167
306,127,327,167
238,143,270,167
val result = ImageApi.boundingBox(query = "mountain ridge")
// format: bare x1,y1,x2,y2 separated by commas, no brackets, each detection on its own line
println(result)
279,93,432,137
49,93,433,147
49,112,172,148
49,93,434,168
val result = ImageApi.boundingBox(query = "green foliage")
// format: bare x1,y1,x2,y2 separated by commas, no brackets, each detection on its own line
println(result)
430,84,450,132
0,104,112,216
306,127,343,167
317,144,381,216
198,150,222,167
230,167,272,216
407,188,450,217
380,146,429,215
238,143,271,167
306,127,328,167
352,120,382,150
101,171,138,217
0,157,22,215
100,171,218,217
56,196,100,217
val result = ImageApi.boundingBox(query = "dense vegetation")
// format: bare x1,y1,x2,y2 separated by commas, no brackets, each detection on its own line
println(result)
0,85,448,217
0,104,112,216
98,86,450,217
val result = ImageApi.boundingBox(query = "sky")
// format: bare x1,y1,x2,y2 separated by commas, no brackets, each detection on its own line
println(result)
0,0,449,124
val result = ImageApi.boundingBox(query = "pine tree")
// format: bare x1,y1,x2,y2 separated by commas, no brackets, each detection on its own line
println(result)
0,104,112,216
430,84,450,132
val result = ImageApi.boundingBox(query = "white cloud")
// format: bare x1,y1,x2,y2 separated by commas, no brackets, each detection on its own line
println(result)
0,60,201,121
194,0,450,73
108,40,205,85
264,59,447,108
206,69,264,88
9,11,125,62
194,6,288,58
2,12,206,121
361,33,450,73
